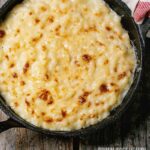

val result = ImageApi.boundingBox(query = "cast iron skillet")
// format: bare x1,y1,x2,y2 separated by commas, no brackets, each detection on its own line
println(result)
0,0,149,137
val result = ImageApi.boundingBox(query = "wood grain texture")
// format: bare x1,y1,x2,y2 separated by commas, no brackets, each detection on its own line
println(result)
0,0,149,149
0,111,73,150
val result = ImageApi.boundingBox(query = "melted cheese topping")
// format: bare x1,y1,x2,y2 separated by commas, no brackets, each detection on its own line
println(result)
0,0,136,131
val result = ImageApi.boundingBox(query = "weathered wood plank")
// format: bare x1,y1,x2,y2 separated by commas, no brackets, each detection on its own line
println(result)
0,113,73,150
0,109,73,150
79,93,149,149
121,93,148,148
79,121,122,146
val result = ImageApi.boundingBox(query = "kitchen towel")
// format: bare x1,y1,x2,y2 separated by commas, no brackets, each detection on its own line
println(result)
123,0,150,23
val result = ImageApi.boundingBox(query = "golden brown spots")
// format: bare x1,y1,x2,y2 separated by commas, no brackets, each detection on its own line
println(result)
25,99,30,107
61,0,67,3
40,33,43,38
104,59,109,65
74,60,80,67
83,28,89,33
89,25,97,32
44,117,53,123
55,25,61,36
110,83,120,93
83,7,88,12
100,101,105,105
29,11,33,15
20,80,25,86
115,88,120,93
114,67,118,72
40,6,47,12
109,35,114,40
0,30,5,38
116,45,120,49
39,89,49,100
16,29,20,33
32,35,43,43
89,114,96,118
5,55,9,60
62,34,68,38
41,112,46,116
95,101,105,106
95,102,100,106
118,72,127,80
45,74,49,80
87,101,91,107
80,114,86,120
61,109,67,118
54,78,58,82
72,107,78,113
14,102,19,107
118,34,123,40
41,24,45,29
82,54,92,62
96,41,105,46
110,83,116,86
56,118,63,122
79,91,90,104
94,12,102,17
83,91,90,97
42,45,47,51
105,26,112,31
23,62,30,74
79,96,86,104
74,76,79,80
31,110,35,115
47,16,54,23
83,25,97,32
107,105,113,111
64,66,68,71
39,89,53,104
12,72,18,78
86,26,97,32
35,18,40,24
10,63,15,68
47,100,53,105
100,84,109,93
31,33,43,45
36,115,40,119
56,25,61,31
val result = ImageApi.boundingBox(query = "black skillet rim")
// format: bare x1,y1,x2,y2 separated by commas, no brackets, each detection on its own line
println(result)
0,0,143,137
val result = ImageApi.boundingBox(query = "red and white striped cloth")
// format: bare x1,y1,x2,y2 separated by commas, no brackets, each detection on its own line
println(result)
123,0,150,24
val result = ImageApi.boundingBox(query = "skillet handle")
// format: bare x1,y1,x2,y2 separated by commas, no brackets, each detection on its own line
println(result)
0,118,23,133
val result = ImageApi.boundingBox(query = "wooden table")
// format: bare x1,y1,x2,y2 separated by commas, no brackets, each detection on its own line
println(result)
0,0,150,149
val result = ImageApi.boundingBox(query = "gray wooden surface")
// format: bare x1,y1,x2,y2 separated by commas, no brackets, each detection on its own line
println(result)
0,0,149,149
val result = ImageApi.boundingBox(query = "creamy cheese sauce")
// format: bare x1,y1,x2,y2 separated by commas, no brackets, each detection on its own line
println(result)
0,0,136,131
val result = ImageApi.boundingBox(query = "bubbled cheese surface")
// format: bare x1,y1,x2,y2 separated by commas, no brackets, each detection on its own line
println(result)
0,0,136,131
